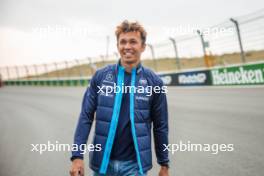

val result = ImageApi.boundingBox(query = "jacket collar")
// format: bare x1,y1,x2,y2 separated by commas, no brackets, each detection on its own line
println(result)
115,59,142,75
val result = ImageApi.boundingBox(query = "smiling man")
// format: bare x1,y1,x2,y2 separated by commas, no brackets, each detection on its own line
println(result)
70,20,169,176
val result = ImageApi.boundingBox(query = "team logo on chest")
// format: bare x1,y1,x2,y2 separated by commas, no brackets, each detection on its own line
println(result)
139,78,147,86
106,73,113,81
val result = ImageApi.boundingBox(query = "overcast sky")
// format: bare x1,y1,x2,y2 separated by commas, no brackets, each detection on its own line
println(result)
0,0,263,67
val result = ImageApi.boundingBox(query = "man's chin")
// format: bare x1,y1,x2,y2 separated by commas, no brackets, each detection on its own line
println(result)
122,57,137,64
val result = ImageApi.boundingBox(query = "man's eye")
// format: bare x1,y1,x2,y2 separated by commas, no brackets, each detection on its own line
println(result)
130,40,137,44
120,41,126,45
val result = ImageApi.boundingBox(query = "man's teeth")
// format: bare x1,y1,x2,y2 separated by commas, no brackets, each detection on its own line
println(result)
124,52,133,56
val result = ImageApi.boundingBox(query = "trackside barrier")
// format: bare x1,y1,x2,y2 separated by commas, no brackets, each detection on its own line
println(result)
210,62,264,86
3,61,264,87
159,70,211,86
159,61,264,86
3,79,90,87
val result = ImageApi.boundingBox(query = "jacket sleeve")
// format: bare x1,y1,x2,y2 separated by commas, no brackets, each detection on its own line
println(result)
151,79,169,165
71,72,98,160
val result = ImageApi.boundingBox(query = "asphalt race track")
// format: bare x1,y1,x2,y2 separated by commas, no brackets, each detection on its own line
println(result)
0,86,264,176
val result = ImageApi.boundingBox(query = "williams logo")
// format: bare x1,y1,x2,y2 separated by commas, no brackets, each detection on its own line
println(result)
161,76,172,85
139,78,147,86
212,66,264,85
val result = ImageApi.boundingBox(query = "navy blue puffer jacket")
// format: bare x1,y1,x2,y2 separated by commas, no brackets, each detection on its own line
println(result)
71,62,169,174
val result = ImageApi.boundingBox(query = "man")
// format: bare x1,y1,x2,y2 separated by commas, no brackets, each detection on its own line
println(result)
70,20,169,176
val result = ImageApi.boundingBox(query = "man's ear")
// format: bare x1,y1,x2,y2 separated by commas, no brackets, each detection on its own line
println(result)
141,43,146,52
116,42,120,50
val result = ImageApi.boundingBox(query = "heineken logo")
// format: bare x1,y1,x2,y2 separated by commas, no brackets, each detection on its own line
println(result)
212,66,264,85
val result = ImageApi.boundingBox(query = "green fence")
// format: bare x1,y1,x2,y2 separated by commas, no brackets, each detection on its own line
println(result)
4,79,90,87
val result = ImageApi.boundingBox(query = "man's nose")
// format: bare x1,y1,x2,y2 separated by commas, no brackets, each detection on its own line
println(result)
124,42,132,49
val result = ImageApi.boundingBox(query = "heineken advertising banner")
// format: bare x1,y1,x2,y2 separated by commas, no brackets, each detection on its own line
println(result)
211,63,264,85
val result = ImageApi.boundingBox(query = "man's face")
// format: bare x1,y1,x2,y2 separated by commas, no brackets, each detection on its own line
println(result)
117,31,146,64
